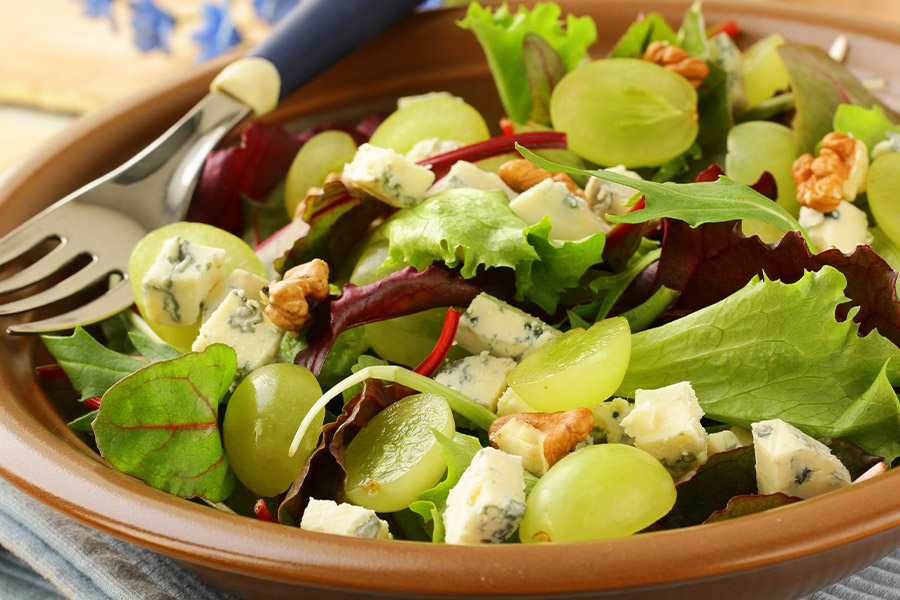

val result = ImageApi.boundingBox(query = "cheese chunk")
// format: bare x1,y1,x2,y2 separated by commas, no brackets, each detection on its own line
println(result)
509,178,610,240
591,397,634,445
490,418,549,476
496,387,539,417
707,430,742,454
443,448,526,544
434,352,517,412
192,289,283,376
142,236,225,327
300,499,392,539
751,419,851,499
798,201,871,253
426,160,518,201
620,382,708,479
584,165,643,221
342,143,435,208
405,137,464,162
455,292,561,361
201,268,269,323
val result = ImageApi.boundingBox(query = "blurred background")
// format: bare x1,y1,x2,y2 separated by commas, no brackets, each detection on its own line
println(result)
0,0,897,173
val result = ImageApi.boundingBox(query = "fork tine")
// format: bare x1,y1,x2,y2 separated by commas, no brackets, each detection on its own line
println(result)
0,258,113,316
6,278,134,334
0,242,83,295
0,219,60,268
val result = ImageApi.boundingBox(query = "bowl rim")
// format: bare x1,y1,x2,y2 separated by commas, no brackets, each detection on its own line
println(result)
3,1,900,597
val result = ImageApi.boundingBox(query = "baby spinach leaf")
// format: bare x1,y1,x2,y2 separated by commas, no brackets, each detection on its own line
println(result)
458,2,596,124
409,431,483,542
516,145,812,248
609,12,677,58
41,327,146,401
617,268,900,461
703,493,801,524
92,344,237,501
778,44,899,154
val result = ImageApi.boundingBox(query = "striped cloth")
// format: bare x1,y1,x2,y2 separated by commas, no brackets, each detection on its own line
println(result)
0,475,896,599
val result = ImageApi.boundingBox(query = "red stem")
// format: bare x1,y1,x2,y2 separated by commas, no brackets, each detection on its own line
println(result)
414,308,462,377
254,498,278,522
708,19,739,40
417,131,568,179
84,397,102,410
35,364,69,384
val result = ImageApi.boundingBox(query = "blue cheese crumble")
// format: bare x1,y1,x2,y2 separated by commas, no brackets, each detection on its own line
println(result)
434,352,517,412
300,498,392,539
455,292,561,361
342,143,435,208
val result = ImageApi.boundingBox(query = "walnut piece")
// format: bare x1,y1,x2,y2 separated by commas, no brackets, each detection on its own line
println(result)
264,258,330,333
792,132,869,212
498,159,585,198
642,41,709,88
488,408,594,476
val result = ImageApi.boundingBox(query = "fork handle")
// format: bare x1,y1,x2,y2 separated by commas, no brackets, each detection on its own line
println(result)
249,0,423,103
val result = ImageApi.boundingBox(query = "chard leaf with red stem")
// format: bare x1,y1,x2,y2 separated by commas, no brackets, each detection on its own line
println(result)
295,266,481,377
522,32,567,126
703,493,801,524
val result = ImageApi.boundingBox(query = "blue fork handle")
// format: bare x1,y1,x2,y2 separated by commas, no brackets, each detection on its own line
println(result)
248,0,425,101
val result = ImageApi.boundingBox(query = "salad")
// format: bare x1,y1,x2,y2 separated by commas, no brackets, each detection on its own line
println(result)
38,1,900,545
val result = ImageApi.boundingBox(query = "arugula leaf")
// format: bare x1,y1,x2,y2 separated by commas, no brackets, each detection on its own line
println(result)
676,0,708,59
458,2,597,124
128,331,180,363
517,217,606,313
609,13,677,58
833,104,900,151
380,189,539,278
41,328,147,401
778,44,900,154
516,145,813,248
93,344,237,501
409,431,484,542
617,268,900,461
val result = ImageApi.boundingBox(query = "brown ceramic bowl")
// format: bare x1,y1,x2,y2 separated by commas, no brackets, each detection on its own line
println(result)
3,2,900,599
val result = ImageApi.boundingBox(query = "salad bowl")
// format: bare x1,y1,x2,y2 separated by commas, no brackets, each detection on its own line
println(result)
3,1,900,599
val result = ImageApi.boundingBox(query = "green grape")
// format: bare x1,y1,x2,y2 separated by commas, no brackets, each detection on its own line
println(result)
519,444,676,543
365,307,469,367
345,393,455,512
368,97,490,154
284,130,358,218
867,152,900,248
549,58,698,168
128,222,265,352
222,363,325,498
348,239,391,286
507,317,631,411
725,121,799,242
742,34,790,108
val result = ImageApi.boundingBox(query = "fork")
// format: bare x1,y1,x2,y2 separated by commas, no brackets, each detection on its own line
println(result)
0,0,423,335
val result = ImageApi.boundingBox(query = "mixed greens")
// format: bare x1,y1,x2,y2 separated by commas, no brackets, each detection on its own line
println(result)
39,1,900,544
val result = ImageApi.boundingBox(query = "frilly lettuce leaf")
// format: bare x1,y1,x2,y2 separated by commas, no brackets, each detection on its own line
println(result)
458,2,597,124
617,267,900,462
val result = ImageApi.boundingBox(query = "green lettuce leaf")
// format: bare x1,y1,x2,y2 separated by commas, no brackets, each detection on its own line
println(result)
516,145,813,249
41,327,147,401
458,2,597,124
833,104,900,151
609,13,677,58
93,344,237,501
617,268,900,461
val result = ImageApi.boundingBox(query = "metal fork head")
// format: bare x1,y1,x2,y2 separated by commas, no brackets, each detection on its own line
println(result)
0,91,251,335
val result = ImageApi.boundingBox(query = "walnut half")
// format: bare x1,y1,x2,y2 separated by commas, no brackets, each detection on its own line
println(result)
263,258,330,333
488,408,594,476
497,159,585,198
792,132,869,213
642,41,709,89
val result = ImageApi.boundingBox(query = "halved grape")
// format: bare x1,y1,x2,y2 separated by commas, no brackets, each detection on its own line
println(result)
867,152,900,248
507,317,631,411
284,130,358,218
519,444,676,543
222,363,324,497
725,121,799,241
549,58,698,167
368,97,490,154
128,222,265,352
741,34,790,108
345,393,455,512
365,307,469,367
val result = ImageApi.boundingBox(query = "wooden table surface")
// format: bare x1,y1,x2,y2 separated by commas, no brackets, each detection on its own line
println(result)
0,0,898,171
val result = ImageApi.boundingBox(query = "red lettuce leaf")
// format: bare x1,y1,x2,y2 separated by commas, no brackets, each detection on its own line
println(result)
657,445,757,530
703,493,801,524
277,378,415,526
820,438,884,480
601,198,650,272
189,121,372,234
522,32,567,126
295,265,482,376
